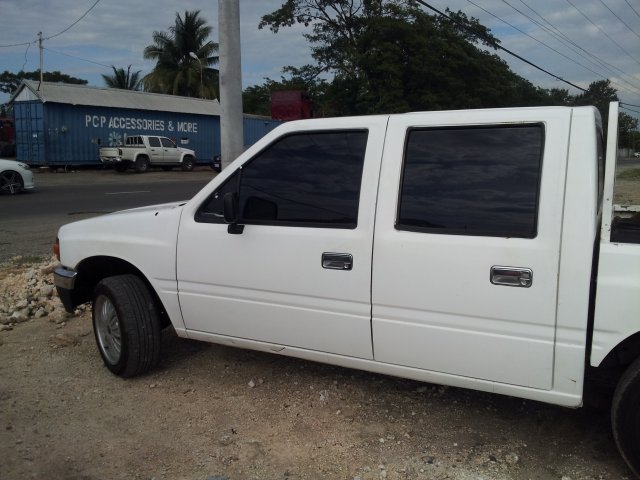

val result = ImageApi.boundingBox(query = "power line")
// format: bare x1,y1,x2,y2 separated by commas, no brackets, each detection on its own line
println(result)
43,47,110,68
516,0,640,90
43,0,101,41
0,40,35,48
620,105,640,116
414,0,587,92
623,0,640,19
21,43,32,71
564,0,640,68
511,0,640,94
596,0,640,42
0,0,100,48
466,0,640,96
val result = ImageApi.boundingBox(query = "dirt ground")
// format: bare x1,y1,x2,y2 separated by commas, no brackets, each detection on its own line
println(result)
0,169,638,480
0,259,634,480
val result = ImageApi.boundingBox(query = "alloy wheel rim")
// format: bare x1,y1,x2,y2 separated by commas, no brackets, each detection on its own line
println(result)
0,172,21,194
94,295,122,365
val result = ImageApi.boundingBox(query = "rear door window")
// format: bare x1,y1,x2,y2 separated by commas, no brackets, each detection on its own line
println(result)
397,124,544,238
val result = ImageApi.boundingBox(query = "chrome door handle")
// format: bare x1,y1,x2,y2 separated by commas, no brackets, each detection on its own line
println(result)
322,253,353,270
490,266,533,287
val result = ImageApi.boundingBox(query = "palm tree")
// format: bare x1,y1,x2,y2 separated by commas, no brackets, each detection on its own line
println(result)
143,10,219,99
102,65,143,90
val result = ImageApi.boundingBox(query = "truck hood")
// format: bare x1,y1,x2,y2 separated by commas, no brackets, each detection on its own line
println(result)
109,201,186,216
58,202,186,270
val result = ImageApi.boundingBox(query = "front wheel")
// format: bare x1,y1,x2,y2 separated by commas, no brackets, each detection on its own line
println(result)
92,275,161,377
612,356,640,477
181,156,194,172
0,170,23,194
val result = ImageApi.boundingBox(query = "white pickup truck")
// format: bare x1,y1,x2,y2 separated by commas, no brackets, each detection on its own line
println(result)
98,134,196,172
54,103,640,476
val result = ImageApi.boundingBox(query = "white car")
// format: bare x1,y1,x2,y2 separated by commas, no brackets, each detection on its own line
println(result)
0,158,34,195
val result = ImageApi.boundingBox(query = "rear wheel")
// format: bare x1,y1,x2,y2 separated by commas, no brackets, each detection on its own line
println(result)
612,356,640,477
181,156,194,172
0,170,23,195
92,275,161,377
135,156,150,173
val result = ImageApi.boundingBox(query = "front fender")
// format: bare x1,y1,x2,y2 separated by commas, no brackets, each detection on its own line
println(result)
56,202,186,331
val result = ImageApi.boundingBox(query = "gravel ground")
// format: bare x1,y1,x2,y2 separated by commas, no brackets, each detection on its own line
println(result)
0,257,635,480
0,168,638,480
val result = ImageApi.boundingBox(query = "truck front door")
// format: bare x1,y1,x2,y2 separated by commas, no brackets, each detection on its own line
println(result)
176,117,388,358
372,110,571,390
146,136,163,164
160,137,180,163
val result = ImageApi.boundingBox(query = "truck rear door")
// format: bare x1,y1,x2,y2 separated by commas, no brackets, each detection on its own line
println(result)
372,108,571,390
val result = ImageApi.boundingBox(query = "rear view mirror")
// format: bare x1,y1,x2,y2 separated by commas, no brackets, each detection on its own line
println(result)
223,192,238,223
223,192,244,234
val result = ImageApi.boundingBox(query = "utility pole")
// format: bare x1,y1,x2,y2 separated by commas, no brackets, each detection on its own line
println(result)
218,0,244,170
38,32,43,91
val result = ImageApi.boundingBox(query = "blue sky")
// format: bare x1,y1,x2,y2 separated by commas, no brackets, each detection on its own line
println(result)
1,0,639,120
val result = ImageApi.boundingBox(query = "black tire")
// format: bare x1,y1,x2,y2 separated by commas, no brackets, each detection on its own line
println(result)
181,156,194,172
92,275,161,377
114,162,128,173
612,356,640,478
135,156,150,173
0,170,23,195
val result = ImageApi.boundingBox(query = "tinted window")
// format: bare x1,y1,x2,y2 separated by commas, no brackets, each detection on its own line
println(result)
197,130,368,227
161,137,175,148
197,173,239,221
148,137,161,147
397,125,544,238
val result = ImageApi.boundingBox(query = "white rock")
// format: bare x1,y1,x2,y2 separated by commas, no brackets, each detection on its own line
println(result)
40,285,54,297
10,309,29,323
505,453,519,465
248,380,256,388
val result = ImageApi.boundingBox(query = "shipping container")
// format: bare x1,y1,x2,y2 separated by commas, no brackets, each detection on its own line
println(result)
10,81,281,167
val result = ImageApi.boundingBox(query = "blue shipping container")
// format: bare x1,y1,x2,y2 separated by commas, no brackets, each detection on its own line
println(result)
14,101,281,166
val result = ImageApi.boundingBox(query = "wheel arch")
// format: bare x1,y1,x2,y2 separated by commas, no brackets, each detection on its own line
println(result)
598,331,640,369
73,256,171,328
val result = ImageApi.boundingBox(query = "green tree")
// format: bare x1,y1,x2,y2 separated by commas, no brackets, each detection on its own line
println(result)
259,0,564,115
102,65,143,90
619,112,639,150
143,10,219,99
0,70,87,95
572,80,619,136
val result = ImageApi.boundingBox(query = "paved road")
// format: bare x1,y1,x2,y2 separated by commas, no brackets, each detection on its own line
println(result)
0,167,216,262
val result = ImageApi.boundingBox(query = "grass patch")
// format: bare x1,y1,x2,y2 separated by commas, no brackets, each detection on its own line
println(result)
10,255,47,266
618,168,640,180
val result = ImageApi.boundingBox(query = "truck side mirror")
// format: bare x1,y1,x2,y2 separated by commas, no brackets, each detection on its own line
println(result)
223,192,244,234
